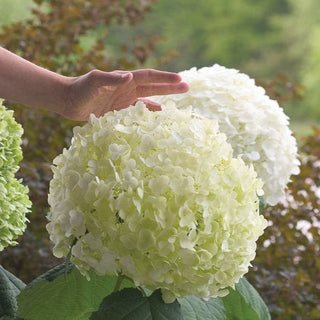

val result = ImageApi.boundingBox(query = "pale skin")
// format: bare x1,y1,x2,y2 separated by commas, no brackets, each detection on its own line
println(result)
0,47,189,121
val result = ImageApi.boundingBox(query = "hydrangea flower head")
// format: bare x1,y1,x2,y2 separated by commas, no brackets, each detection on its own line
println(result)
0,99,23,176
0,99,31,251
151,65,300,205
0,175,31,251
47,102,267,302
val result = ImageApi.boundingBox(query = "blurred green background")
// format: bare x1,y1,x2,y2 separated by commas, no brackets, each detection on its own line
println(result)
0,1,319,319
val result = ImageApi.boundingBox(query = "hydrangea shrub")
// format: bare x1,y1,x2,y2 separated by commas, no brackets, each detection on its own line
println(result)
47,102,267,302
151,65,300,205
0,99,31,251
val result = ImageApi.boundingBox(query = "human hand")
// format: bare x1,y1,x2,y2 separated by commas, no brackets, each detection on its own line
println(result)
62,69,189,121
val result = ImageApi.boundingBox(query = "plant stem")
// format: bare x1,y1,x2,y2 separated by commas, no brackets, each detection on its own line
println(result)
122,274,134,284
138,286,147,297
113,274,123,292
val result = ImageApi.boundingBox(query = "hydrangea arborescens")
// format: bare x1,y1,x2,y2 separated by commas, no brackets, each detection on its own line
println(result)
0,99,23,176
0,99,31,251
0,175,31,251
47,102,267,302
151,65,300,205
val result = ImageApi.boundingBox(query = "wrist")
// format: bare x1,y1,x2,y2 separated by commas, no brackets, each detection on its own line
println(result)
52,75,75,117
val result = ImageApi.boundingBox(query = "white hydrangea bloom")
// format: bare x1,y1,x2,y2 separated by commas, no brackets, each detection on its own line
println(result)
47,102,267,302
151,65,300,205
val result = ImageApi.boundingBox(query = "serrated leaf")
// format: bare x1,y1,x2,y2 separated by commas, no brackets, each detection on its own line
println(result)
17,266,133,320
90,287,149,320
221,278,271,320
178,295,225,320
90,288,183,320
0,265,25,318
27,262,74,286
149,289,183,320
235,278,270,320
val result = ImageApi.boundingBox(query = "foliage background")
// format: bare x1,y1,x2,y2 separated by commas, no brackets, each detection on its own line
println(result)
0,0,319,319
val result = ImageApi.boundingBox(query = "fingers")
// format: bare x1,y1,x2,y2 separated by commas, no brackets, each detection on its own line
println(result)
87,69,189,96
137,98,162,111
132,69,189,96
136,82,189,97
132,69,183,84
88,69,133,86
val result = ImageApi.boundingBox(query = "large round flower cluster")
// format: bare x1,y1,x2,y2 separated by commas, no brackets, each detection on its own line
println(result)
0,100,23,176
0,99,31,251
47,102,267,302
151,65,300,205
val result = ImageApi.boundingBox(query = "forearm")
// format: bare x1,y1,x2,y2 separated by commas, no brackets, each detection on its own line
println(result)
0,47,70,113
0,47,189,121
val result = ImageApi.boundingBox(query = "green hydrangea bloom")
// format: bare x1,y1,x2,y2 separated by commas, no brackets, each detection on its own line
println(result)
47,102,267,302
0,99,23,176
0,175,31,251
0,99,31,251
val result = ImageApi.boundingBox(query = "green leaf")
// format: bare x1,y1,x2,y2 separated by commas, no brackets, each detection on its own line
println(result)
90,288,183,320
0,316,16,320
235,278,270,320
27,262,74,285
17,265,133,320
0,265,25,319
149,290,183,320
221,278,271,320
178,295,225,320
